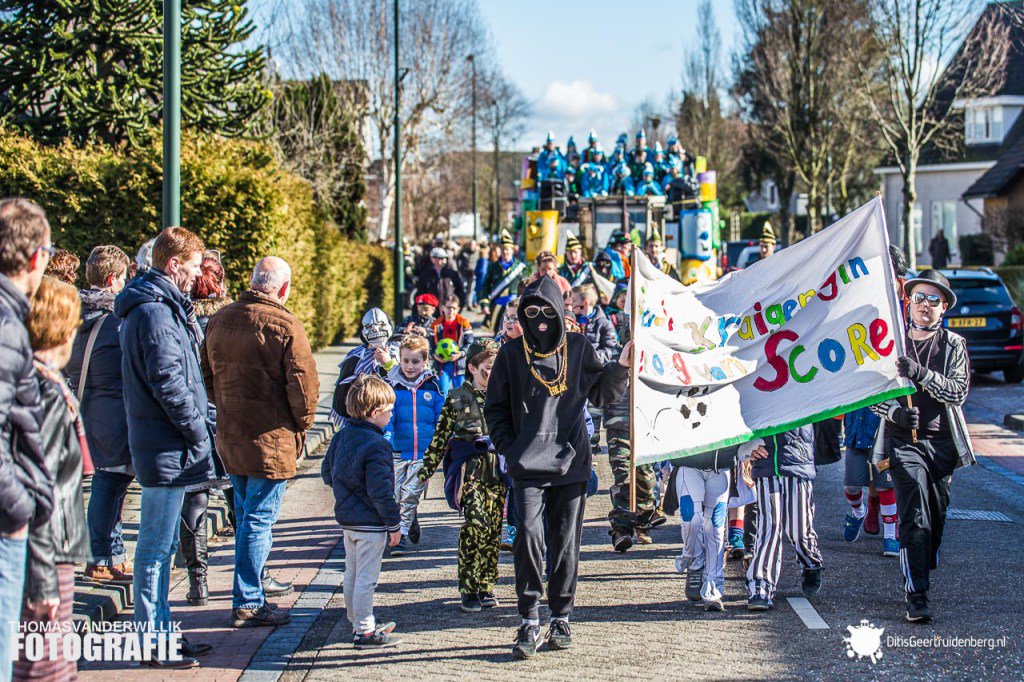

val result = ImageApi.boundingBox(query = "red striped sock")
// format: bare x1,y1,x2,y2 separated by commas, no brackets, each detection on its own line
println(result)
879,488,898,539
845,489,865,518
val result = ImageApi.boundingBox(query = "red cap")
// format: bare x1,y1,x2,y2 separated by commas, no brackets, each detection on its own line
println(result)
415,293,439,307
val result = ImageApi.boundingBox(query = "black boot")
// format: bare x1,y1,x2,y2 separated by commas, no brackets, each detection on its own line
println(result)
261,567,294,598
180,516,209,606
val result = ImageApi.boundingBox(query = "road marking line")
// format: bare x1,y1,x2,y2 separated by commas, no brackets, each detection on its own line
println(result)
786,597,829,629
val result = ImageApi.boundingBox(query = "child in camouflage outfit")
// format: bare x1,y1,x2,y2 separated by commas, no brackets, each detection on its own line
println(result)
418,339,507,613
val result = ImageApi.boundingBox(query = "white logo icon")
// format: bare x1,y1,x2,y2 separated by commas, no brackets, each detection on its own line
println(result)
844,620,885,663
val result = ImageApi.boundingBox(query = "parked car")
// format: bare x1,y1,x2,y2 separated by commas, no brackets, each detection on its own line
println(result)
941,268,1024,383
721,239,784,272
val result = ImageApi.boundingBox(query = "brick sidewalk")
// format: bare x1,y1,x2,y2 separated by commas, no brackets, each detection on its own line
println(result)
80,444,342,680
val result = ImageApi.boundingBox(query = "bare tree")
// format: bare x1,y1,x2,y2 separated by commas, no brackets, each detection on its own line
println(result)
280,0,489,242
629,96,674,147
675,0,746,206
863,0,1012,268
734,0,879,235
478,69,530,233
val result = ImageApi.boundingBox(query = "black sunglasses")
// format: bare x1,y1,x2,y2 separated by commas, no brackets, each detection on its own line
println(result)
911,292,944,307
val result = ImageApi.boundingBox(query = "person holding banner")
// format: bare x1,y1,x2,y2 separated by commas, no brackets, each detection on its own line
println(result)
480,231,527,332
871,269,973,624
643,233,680,282
743,425,824,611
484,276,631,660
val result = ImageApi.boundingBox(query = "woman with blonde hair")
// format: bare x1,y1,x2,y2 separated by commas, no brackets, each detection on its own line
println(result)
14,276,91,680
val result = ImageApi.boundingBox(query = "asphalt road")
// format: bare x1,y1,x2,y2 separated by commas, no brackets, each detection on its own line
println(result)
269,378,1023,681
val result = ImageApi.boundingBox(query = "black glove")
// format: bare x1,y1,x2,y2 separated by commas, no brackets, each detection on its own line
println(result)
891,406,920,431
897,356,928,383
474,435,494,453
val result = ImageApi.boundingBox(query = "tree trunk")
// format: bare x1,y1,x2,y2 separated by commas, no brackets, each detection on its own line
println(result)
493,140,500,235
901,162,918,271
377,174,396,242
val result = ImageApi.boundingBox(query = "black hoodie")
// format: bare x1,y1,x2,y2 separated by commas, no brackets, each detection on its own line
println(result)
484,276,629,487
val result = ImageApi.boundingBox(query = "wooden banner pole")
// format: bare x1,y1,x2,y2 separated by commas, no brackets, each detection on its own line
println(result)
629,247,638,514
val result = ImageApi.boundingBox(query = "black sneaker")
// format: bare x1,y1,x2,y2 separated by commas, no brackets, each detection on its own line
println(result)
685,569,703,602
611,528,633,553
231,604,292,628
460,593,482,613
408,515,421,544
649,510,668,528
512,623,541,659
545,619,572,650
353,622,401,648
801,567,823,597
479,591,500,608
905,593,932,623
747,595,772,611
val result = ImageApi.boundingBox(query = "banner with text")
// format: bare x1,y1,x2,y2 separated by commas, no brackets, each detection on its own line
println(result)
630,197,912,466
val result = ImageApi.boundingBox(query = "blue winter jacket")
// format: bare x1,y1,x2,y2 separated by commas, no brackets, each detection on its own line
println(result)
65,289,130,470
385,367,445,461
321,419,400,533
843,407,880,451
115,269,213,487
635,180,664,196
751,425,815,480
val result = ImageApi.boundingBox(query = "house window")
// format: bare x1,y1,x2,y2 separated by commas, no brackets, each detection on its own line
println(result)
913,204,924,255
965,106,1004,144
768,182,778,209
931,201,959,256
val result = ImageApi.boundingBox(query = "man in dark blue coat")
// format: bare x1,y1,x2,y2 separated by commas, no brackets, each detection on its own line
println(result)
115,226,214,668
66,246,135,584
0,198,54,678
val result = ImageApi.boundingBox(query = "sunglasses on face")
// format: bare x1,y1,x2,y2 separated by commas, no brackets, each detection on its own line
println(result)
503,313,519,325
911,292,944,307
523,305,558,319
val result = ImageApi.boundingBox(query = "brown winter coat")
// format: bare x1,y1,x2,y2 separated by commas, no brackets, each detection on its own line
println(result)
200,291,320,479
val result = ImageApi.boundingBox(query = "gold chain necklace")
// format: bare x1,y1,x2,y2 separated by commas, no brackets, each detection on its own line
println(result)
523,339,568,396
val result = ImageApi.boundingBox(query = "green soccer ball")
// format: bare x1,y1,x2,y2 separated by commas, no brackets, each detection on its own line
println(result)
435,338,459,362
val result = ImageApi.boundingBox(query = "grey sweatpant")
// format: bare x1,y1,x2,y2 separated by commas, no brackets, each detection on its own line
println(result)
343,530,387,634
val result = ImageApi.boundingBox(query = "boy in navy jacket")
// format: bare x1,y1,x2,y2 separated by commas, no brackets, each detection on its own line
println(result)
322,375,402,648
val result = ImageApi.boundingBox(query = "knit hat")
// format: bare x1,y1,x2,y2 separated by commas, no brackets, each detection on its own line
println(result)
760,221,777,245
430,247,448,259
465,338,500,367
500,229,516,248
565,232,583,252
608,231,630,247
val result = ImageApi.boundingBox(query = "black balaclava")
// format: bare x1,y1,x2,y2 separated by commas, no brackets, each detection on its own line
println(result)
520,276,566,356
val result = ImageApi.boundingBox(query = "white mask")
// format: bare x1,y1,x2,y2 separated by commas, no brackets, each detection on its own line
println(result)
361,308,393,348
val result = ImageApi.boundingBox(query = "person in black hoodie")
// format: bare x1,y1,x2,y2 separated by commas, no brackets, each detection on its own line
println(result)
485,275,631,660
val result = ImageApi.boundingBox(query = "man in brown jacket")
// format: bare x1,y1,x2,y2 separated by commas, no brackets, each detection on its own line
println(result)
201,256,320,629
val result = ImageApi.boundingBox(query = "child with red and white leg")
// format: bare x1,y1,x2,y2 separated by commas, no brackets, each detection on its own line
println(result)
843,408,900,556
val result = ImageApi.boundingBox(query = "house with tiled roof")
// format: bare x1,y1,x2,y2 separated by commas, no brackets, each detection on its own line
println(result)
875,1,1024,265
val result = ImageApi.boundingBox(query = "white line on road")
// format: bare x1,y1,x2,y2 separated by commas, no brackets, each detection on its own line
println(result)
786,597,830,629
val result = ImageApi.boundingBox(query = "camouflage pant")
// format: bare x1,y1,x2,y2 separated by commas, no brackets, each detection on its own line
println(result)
458,478,507,594
607,429,656,531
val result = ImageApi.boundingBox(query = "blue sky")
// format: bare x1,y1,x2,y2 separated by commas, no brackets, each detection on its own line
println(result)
478,0,739,149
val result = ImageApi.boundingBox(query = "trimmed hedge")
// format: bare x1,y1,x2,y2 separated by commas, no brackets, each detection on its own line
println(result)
0,126,390,349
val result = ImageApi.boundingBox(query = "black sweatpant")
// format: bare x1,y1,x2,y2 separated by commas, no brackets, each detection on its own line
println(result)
512,482,587,621
887,436,958,596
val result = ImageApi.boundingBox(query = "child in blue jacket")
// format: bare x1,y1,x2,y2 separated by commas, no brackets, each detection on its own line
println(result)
385,335,445,555
321,375,402,649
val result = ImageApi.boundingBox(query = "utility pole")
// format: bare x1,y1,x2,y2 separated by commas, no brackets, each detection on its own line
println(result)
467,54,478,240
393,0,404,316
492,98,500,236
162,0,181,229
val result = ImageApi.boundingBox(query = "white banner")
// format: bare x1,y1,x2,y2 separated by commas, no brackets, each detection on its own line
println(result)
630,197,912,466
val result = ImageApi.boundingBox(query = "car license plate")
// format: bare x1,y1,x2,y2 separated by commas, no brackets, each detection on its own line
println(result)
949,317,986,328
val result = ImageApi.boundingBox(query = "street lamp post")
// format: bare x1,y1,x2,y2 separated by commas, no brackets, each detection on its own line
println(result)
393,0,404,316
467,54,478,241
162,0,181,229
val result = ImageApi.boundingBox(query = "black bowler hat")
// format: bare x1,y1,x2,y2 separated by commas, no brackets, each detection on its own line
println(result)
904,269,957,308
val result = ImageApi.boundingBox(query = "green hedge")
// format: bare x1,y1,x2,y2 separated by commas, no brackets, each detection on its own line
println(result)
0,126,390,349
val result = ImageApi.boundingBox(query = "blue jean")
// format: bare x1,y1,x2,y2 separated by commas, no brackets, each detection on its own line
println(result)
0,535,28,681
133,486,186,633
87,470,134,565
231,475,287,609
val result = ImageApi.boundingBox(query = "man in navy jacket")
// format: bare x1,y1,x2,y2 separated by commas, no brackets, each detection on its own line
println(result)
116,227,213,668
